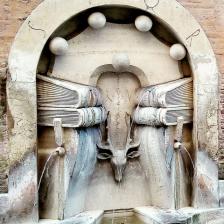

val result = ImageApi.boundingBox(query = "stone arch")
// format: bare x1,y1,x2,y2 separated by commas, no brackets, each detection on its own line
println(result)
6,0,219,222
89,65,148,86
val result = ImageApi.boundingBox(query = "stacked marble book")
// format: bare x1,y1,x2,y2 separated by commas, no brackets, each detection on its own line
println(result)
133,78,193,126
37,75,106,127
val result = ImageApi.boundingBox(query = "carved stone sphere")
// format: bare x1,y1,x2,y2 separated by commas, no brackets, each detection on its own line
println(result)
88,12,106,29
112,53,130,72
49,37,68,56
135,15,153,32
170,44,186,60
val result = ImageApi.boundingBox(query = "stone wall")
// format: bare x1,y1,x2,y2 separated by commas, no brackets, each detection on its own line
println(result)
178,0,224,178
0,0,224,183
0,62,7,192
0,0,43,193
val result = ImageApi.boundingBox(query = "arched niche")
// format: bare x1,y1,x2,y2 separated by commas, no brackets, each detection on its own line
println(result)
89,64,148,86
4,0,219,223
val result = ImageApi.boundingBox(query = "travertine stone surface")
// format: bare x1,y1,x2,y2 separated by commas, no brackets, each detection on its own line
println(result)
0,0,221,223
6,80,38,222
135,207,224,224
49,37,68,56
0,0,223,173
0,62,8,194
39,210,103,224
170,44,187,61
112,53,130,72
219,180,224,207
135,15,153,32
88,12,106,29
52,23,182,86
193,151,219,208
38,128,78,219
0,0,221,170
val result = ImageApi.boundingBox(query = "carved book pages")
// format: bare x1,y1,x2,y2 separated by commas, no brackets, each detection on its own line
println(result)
37,74,102,108
38,107,106,128
138,78,193,108
133,107,193,126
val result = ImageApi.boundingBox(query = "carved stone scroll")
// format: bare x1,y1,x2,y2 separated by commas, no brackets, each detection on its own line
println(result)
139,78,193,108
133,107,193,126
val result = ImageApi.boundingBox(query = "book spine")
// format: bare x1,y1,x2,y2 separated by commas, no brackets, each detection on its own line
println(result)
138,88,166,107
133,107,163,126
133,107,193,126
38,107,106,128
79,107,107,127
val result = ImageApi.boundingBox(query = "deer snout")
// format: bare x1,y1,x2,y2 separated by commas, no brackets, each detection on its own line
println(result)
111,152,127,182
97,141,141,182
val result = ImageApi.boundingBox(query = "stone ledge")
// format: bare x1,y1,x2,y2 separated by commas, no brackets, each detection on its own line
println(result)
38,207,224,224
219,180,224,207
39,210,103,224
134,206,224,224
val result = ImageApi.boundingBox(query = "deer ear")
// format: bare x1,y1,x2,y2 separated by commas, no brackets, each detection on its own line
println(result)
97,142,112,160
97,152,112,160
127,151,140,159
127,148,140,159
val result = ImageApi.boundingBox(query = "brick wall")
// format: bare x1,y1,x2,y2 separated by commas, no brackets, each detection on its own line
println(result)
0,0,224,179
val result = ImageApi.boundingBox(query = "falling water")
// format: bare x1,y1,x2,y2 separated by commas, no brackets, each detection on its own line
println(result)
38,151,58,191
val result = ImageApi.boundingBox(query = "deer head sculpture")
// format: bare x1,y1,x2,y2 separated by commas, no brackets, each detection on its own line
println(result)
97,113,140,182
